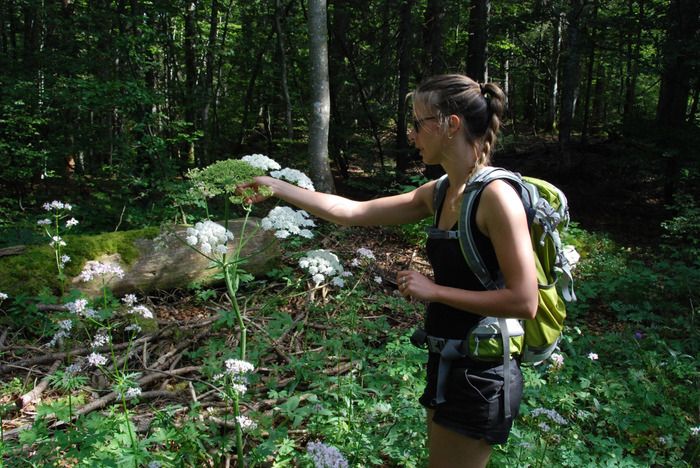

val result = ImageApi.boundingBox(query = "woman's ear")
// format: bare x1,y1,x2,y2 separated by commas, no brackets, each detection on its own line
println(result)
447,114,461,138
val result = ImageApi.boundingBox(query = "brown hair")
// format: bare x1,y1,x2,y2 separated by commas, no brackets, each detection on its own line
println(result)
412,74,505,169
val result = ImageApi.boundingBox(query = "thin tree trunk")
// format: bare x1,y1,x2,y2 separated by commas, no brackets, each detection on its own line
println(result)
201,0,219,165
466,0,489,82
183,1,198,165
274,0,293,139
559,0,586,162
307,0,335,193
581,0,598,143
422,0,445,76
544,11,564,132
623,0,643,123
396,0,414,178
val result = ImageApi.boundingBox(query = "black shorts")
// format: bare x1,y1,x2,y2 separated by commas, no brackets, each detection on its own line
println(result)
419,353,523,445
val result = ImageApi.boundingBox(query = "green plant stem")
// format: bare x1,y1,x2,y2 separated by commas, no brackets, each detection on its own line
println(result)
223,264,246,359
232,394,245,467
120,395,139,467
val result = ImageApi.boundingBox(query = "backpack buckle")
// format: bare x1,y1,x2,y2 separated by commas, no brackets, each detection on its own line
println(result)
426,336,447,353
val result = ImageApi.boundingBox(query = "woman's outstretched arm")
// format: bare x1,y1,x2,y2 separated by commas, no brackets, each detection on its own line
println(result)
241,175,436,227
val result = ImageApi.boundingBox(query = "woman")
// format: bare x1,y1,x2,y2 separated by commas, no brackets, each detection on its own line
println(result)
240,74,538,467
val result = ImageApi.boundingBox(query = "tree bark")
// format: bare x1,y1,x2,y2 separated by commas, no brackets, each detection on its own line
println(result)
307,0,335,193
183,1,198,165
396,0,415,178
274,0,293,139
466,0,489,82
558,0,586,156
422,0,445,76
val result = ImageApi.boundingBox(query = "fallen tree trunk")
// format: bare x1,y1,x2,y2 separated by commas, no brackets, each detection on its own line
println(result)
0,218,279,298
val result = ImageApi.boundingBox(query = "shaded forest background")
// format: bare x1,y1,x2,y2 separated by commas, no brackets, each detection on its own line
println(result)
0,0,699,239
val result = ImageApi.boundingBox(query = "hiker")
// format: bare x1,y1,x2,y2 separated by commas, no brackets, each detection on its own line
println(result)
239,74,538,468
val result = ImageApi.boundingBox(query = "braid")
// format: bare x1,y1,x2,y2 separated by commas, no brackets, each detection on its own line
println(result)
480,82,505,165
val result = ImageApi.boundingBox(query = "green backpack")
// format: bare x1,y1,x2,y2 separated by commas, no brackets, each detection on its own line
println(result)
414,167,576,416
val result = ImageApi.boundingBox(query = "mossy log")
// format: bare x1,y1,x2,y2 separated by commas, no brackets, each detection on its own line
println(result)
0,218,279,298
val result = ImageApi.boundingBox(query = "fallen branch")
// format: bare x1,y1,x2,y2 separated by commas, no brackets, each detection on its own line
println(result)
17,360,62,408
0,245,25,258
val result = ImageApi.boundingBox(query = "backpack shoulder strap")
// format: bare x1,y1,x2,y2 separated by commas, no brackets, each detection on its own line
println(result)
457,167,531,290
432,174,450,226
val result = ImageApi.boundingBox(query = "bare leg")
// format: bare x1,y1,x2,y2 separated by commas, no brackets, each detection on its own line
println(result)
426,409,492,468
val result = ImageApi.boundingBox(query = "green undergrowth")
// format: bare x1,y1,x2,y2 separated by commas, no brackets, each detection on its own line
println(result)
0,227,159,296
1,215,698,466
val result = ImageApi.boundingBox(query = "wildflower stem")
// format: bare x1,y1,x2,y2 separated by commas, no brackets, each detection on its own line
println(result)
120,395,139,467
232,394,245,467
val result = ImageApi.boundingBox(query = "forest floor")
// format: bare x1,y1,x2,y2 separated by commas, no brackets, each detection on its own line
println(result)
0,136,680,464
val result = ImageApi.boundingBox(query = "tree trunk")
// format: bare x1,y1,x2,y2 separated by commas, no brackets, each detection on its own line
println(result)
656,0,700,202
274,0,293,139
581,0,598,144
422,0,445,76
307,0,335,193
544,11,564,132
396,0,414,179
623,0,643,124
201,0,219,165
656,0,698,126
558,0,586,158
466,0,489,82
183,1,198,165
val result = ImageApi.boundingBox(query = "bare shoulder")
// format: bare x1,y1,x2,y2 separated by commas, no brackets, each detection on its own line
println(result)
476,179,526,235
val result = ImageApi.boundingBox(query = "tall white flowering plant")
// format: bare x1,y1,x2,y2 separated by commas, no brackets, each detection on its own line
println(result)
37,200,78,294
184,155,318,466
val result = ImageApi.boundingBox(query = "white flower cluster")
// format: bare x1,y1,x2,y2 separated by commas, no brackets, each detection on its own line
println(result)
43,200,73,211
241,154,281,171
66,218,79,228
261,206,315,239
87,352,108,367
48,319,73,347
37,218,51,226
60,255,71,267
124,386,142,399
691,426,700,437
350,247,376,267
122,294,138,307
224,359,255,375
235,415,257,431
91,332,110,348
125,323,142,334
186,220,234,257
78,261,125,282
299,249,346,287
120,294,154,320
65,298,97,319
270,168,315,191
549,352,564,369
213,359,255,395
587,352,599,361
50,236,67,248
0,292,7,301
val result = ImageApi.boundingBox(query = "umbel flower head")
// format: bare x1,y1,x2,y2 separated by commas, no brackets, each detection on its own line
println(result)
78,261,125,282
187,158,265,201
186,220,234,257
261,206,315,239
241,154,281,171
299,249,345,287
270,168,315,191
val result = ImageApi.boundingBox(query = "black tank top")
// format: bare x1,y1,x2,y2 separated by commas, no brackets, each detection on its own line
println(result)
424,191,499,339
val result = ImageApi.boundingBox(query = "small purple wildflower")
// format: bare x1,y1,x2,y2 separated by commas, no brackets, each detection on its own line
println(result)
306,441,349,468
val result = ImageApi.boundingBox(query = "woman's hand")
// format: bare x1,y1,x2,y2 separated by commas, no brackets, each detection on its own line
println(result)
236,176,274,204
396,270,436,301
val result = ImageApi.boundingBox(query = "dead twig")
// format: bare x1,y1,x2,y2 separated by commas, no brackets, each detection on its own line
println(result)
17,360,62,408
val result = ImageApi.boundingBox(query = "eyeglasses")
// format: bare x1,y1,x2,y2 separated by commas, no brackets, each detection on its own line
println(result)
412,116,437,132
